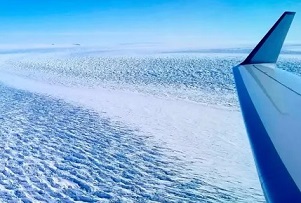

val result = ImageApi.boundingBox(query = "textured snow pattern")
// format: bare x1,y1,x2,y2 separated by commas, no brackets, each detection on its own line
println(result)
3,53,242,108
0,49,288,202
0,84,220,202
0,83,258,202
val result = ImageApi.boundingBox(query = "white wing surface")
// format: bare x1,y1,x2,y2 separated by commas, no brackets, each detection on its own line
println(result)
233,11,301,203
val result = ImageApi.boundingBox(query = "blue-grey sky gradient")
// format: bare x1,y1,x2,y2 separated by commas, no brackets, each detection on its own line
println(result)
0,0,300,49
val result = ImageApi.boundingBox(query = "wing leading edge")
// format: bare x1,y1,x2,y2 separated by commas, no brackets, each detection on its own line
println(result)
233,12,301,203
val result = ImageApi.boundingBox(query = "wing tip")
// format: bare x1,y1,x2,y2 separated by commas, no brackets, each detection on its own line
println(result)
284,11,296,15
241,11,295,65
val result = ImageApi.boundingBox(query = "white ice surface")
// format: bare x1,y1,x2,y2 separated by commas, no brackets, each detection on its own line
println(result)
0,71,258,186
0,51,266,202
1,72,228,152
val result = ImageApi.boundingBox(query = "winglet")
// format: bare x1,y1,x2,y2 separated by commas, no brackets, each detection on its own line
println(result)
241,11,295,65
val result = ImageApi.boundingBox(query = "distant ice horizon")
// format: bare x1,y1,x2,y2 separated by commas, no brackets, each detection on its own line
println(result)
0,42,301,55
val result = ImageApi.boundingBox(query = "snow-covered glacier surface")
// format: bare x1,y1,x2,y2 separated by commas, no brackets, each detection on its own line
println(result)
3,48,299,202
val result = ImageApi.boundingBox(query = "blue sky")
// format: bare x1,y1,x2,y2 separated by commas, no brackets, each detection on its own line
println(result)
0,0,301,49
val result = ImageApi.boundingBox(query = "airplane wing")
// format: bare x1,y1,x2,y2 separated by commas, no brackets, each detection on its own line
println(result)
233,12,301,202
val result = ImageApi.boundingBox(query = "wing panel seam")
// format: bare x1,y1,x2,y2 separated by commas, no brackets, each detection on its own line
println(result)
253,65,301,97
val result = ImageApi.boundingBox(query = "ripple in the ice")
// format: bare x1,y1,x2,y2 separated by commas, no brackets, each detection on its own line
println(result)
3,51,301,109
3,53,242,107
0,84,265,202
